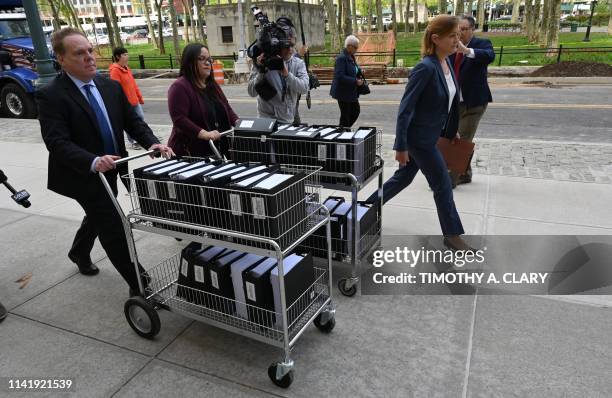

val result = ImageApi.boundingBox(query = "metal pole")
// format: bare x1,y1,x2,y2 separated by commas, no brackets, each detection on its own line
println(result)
237,0,245,52
21,0,57,87
556,44,563,63
498,45,503,66
582,0,597,42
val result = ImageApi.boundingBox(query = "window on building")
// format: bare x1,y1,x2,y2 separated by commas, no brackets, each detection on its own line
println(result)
221,26,233,43
127,5,132,13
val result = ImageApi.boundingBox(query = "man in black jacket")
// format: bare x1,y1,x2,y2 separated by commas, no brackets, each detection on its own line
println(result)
37,28,174,294
449,15,495,185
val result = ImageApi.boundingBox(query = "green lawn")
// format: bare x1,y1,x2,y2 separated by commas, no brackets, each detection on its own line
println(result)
96,32,612,69
313,32,612,67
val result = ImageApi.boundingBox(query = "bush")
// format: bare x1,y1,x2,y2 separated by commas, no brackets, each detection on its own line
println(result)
566,13,609,26
389,22,429,32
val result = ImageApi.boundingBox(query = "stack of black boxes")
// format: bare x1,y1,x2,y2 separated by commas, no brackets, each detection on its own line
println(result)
299,196,378,260
177,244,316,328
131,158,307,246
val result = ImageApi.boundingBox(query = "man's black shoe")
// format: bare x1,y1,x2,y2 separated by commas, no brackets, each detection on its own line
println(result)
68,254,99,276
0,301,7,322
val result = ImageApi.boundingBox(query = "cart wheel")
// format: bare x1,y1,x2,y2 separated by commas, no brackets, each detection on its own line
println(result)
268,363,294,388
124,296,160,339
314,312,336,333
338,278,357,297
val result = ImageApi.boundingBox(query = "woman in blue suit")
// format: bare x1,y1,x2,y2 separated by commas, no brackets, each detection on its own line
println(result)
366,15,472,251
330,35,365,127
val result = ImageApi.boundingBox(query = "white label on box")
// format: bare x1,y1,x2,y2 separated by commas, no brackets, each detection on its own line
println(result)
319,127,337,135
337,144,347,160
181,259,188,276
210,270,219,290
194,265,204,283
167,182,177,199
230,193,242,216
146,180,157,199
310,290,315,300
296,131,315,136
246,282,256,301
318,145,327,161
239,120,254,128
252,196,266,219
199,187,207,206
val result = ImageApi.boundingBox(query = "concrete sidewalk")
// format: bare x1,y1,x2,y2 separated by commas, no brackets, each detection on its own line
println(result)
1,122,612,397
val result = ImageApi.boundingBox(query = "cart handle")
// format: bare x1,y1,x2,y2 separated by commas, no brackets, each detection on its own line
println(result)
114,149,160,166
208,128,234,160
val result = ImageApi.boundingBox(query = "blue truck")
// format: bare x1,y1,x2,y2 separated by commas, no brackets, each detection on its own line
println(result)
0,0,52,118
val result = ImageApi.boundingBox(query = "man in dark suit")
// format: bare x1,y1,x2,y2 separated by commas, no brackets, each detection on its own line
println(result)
37,28,174,295
448,15,495,185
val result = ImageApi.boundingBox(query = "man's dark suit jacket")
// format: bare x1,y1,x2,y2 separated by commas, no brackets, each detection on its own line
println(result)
394,55,459,151
448,36,495,108
37,73,159,199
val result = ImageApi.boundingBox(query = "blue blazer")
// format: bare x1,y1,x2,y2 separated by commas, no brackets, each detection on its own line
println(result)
448,37,495,108
394,55,459,151
330,49,360,102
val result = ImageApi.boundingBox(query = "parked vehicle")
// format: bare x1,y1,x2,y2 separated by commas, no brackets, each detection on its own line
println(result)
0,0,48,118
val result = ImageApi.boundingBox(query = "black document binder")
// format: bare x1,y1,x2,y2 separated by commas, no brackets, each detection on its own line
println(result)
270,253,316,328
204,250,247,314
243,257,278,325
231,254,267,319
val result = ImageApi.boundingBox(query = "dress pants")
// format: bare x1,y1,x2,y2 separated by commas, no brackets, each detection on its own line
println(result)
338,100,360,127
70,172,144,291
366,144,464,236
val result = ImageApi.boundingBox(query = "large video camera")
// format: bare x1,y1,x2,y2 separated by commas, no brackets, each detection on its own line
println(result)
247,6,294,71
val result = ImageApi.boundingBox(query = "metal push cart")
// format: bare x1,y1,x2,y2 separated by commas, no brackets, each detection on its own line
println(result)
227,127,384,297
99,146,336,388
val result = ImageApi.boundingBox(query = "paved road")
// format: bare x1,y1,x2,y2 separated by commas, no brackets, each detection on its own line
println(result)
138,80,612,143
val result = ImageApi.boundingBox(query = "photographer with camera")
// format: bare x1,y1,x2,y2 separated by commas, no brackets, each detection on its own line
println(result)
247,10,309,124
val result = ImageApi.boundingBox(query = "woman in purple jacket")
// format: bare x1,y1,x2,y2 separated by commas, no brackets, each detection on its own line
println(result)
168,43,238,157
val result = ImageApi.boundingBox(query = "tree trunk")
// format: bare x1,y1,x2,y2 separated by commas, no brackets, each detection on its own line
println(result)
352,0,358,33
368,0,373,32
108,0,123,47
467,0,473,15
391,0,397,37
141,0,159,47
182,0,191,42
154,0,166,54
477,0,485,26
511,0,520,22
98,0,117,49
405,0,411,33
532,0,541,42
540,0,550,45
439,0,447,14
47,0,62,31
245,0,255,44
454,0,464,15
324,0,338,49
376,0,383,31
524,0,533,37
546,0,560,51
196,0,206,43
413,0,419,32
343,0,352,36
168,0,181,58
66,0,83,30
337,0,343,43
399,0,403,22
608,0,612,36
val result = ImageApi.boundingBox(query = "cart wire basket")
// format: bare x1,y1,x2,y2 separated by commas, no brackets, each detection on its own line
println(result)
98,151,336,389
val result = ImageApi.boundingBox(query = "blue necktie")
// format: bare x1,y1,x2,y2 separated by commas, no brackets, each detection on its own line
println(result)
83,84,116,155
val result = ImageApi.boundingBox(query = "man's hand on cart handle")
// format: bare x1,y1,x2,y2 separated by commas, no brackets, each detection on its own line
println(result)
95,155,121,173
148,144,175,159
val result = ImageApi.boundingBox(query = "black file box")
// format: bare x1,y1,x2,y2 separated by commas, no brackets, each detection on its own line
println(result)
232,118,278,163
243,257,278,326
176,245,228,305
270,253,316,329
231,254,267,320
204,250,247,314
